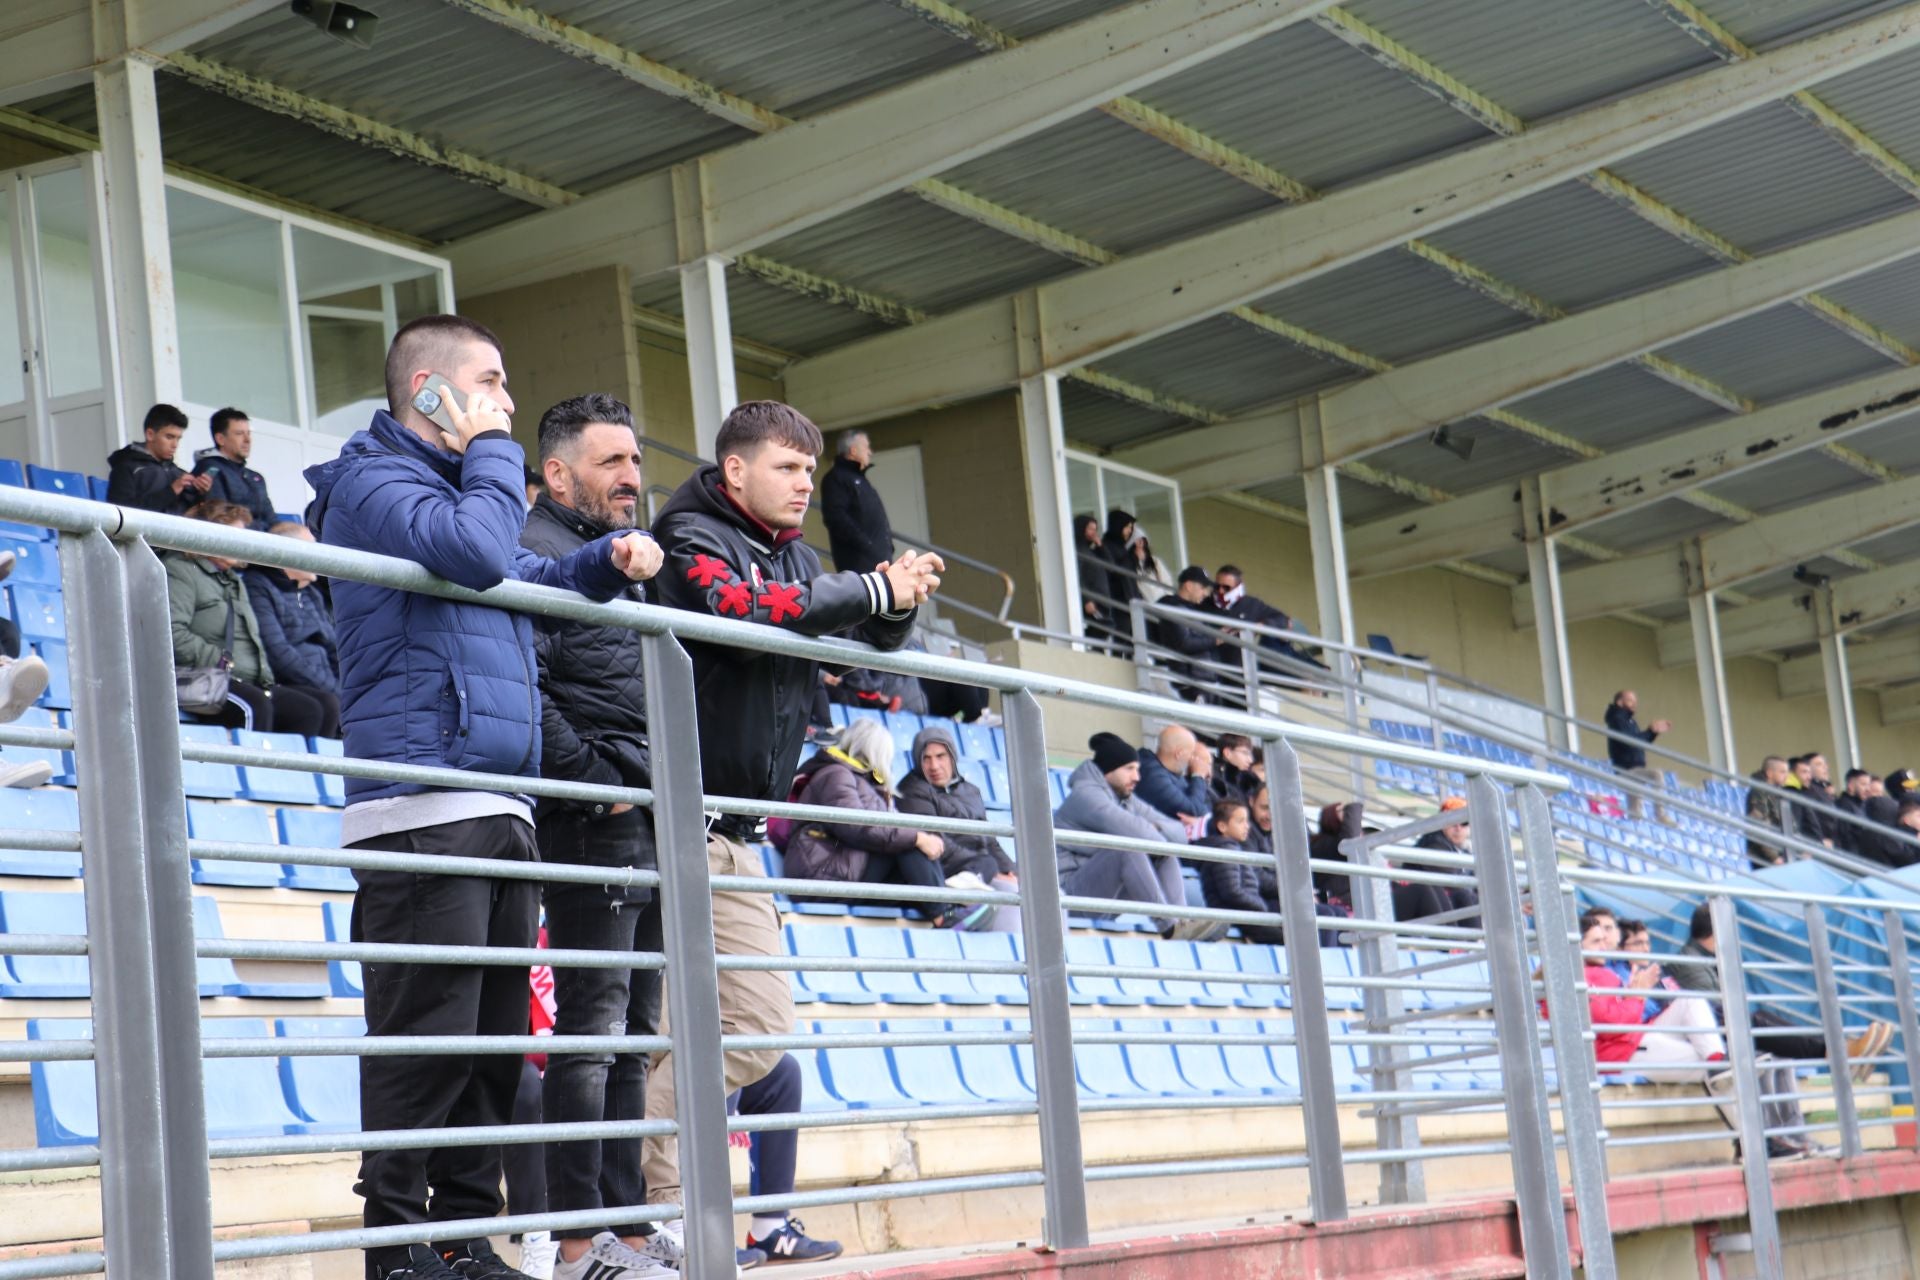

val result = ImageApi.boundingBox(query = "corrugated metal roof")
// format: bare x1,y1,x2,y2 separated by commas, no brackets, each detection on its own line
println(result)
1605,101,1911,254
931,110,1278,258
1252,250,1534,367
1344,0,1718,123
1417,182,1720,312
1812,255,1920,355
1830,410,1920,476
1711,0,1917,50
756,192,1074,316
1095,315,1347,416
1582,495,1730,551
1364,416,1578,495
718,272,892,356
1653,300,1901,404
1843,522,1920,564
1698,449,1873,514
1501,364,1733,453
1059,380,1188,452
1137,23,1491,196
961,0,1136,38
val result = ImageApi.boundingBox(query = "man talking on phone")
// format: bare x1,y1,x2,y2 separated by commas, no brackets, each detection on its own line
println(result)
305,315,664,1280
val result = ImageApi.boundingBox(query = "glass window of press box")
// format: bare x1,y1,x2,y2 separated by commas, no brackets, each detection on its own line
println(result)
0,153,451,507
1066,449,1188,607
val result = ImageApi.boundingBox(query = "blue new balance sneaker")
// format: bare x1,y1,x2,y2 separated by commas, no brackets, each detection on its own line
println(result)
746,1219,842,1265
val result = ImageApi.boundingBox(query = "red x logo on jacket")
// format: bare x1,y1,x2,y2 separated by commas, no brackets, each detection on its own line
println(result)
686,554,734,587
757,581,805,624
715,582,753,617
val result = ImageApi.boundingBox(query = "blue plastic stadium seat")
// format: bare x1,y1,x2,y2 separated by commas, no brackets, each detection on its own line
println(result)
0,785,82,877
186,799,284,887
310,736,345,806
0,463,47,539
1318,947,1366,1010
953,930,1030,1005
278,808,353,891
0,891,92,996
9,582,63,643
1149,939,1229,1009
1071,1018,1158,1097
1193,942,1275,1009
883,710,922,745
1064,934,1137,1006
954,721,999,762
235,730,323,805
195,896,326,997
1115,1017,1200,1096
26,466,88,501
1233,944,1293,1010
983,763,1010,806
884,1018,980,1104
1048,769,1071,807
276,1016,365,1130
1104,936,1185,1007
899,927,996,1006
827,703,851,728
957,758,989,794
88,477,109,503
843,926,938,1005
177,723,242,798
32,639,69,710
952,1019,1033,1101
0,460,23,488
1164,1022,1253,1095
788,1040,841,1112
1215,1019,1294,1095
813,1020,920,1108
26,1019,101,1144
0,536,59,585
784,924,879,1005
320,901,363,998
4,706,74,786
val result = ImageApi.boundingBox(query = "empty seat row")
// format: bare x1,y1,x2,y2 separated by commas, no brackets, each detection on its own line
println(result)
29,1015,363,1147
828,704,1004,763
179,725,346,806
0,792,347,889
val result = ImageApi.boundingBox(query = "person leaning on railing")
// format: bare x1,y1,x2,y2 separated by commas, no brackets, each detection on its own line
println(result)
644,399,937,1264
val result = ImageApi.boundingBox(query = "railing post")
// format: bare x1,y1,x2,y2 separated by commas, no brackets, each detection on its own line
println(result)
1128,600,1154,698
1882,910,1920,1151
1424,670,1444,752
1803,903,1863,1158
1519,785,1616,1280
1349,826,1424,1203
62,530,215,1279
1467,774,1571,1276
1712,895,1784,1280
1261,736,1348,1221
639,632,736,1280
1002,690,1090,1249
1241,643,1262,714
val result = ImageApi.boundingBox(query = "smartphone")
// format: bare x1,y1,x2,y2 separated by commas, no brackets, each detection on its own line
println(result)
410,373,466,435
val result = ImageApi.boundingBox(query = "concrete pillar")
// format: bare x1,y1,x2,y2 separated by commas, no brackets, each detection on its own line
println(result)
1816,586,1860,775
1017,372,1076,637
679,255,735,460
1521,480,1577,755
1685,544,1736,773
93,55,181,435
1301,464,1356,648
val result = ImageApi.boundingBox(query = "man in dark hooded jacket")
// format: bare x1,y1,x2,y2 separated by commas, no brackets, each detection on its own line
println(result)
897,723,1016,886
107,403,209,515
193,408,276,529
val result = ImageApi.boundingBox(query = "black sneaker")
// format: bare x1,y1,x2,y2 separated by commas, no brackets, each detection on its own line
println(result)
437,1239,536,1279
747,1218,843,1264
377,1245,462,1279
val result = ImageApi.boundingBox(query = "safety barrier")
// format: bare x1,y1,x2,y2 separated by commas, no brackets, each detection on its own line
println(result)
0,484,1902,1280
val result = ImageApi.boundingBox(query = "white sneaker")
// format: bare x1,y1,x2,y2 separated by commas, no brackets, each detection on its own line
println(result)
0,758,52,789
0,656,48,723
551,1231,676,1280
973,710,1003,728
518,1232,557,1280
1168,917,1230,942
634,1222,684,1269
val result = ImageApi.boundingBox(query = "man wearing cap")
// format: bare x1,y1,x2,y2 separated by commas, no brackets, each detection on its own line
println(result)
1150,566,1222,701
1863,770,1920,868
1392,797,1480,929
1744,756,1793,867
1054,731,1209,938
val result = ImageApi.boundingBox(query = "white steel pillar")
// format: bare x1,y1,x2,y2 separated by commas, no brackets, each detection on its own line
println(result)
1018,372,1077,638
1816,586,1860,776
1522,480,1578,755
679,255,736,461
93,55,182,432
1300,405,1356,648
1684,541,1737,773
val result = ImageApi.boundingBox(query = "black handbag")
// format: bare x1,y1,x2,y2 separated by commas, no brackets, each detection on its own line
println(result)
176,601,237,716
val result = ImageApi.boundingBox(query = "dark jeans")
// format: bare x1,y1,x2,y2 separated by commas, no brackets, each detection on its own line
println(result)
739,1052,801,1201
194,677,340,737
922,678,989,722
351,815,540,1278
1752,1006,1830,1060
856,846,951,918
539,807,662,1240
502,1058,546,1217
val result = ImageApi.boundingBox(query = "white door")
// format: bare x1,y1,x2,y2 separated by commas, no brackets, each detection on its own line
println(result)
867,444,928,547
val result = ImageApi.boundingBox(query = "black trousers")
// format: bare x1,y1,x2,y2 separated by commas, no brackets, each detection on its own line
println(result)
194,678,340,737
740,1052,801,1201
855,846,952,918
350,815,540,1277
538,807,662,1239
922,678,990,723
502,1058,546,1217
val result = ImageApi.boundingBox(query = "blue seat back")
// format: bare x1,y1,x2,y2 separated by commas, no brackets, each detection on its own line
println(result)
901,927,994,1005
321,901,363,997
32,639,69,709
813,1020,915,1108
235,731,323,805
9,583,64,642
884,1017,977,1104
186,799,282,887
25,467,87,500
953,930,1029,1003
0,786,82,878
276,1016,365,1129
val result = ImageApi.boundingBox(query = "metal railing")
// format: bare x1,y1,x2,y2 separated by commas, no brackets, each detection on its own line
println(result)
0,485,1905,1280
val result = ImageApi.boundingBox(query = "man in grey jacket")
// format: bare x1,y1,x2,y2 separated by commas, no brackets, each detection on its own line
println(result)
1053,732,1209,938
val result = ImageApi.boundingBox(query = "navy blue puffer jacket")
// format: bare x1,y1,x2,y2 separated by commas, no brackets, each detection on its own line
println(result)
304,411,630,801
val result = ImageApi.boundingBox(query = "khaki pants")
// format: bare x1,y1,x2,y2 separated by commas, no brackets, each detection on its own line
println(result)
640,831,795,1208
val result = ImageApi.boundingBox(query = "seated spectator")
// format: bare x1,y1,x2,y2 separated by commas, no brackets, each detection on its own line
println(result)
1603,690,1671,822
1151,566,1223,701
1212,564,1328,678
1134,724,1211,834
827,663,926,715
1311,799,1365,916
897,724,1019,931
783,717,987,928
0,555,48,732
1211,733,1260,805
1196,798,1282,945
1054,732,1204,938
107,403,210,516
1745,756,1792,867
1783,756,1834,849
244,522,338,701
166,501,338,737
1392,797,1480,930
190,408,274,530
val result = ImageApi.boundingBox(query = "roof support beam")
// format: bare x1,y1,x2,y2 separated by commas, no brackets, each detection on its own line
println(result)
1656,557,1920,666
781,3,1920,426
1,0,278,108
446,0,1340,292
1345,370,1920,577
1779,633,1920,699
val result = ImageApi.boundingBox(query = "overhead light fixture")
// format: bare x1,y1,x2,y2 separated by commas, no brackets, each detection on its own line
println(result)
289,0,379,48
1429,424,1475,463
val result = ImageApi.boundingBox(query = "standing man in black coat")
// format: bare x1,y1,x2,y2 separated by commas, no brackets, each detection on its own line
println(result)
193,408,277,530
1151,566,1222,700
817,429,895,574
519,393,677,1279
1604,690,1672,821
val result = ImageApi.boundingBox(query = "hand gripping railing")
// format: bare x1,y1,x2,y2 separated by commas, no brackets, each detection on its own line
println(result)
0,483,1602,1280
